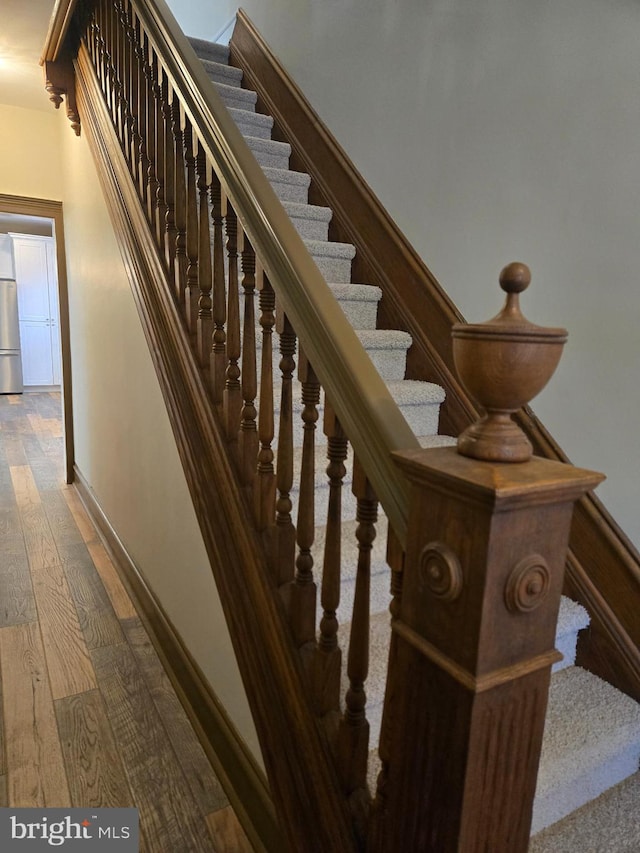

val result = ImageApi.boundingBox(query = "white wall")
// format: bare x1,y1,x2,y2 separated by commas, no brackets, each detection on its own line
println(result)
56,111,260,760
168,0,640,547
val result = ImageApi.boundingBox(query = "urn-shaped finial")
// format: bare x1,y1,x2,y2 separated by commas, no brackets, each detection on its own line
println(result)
452,263,567,462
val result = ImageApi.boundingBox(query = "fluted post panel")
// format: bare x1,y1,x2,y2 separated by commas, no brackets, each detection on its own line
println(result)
369,447,603,852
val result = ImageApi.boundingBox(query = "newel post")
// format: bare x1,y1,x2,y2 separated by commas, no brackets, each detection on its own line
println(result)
369,264,604,852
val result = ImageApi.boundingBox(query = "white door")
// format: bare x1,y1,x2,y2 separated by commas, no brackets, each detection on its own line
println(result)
10,234,61,386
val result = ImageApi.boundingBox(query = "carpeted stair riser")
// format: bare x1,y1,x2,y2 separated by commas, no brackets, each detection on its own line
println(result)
553,598,590,673
282,201,333,241
214,80,257,112
263,167,311,204
256,329,413,385
228,107,274,140
266,374,444,447
188,37,230,65
244,135,292,170
202,57,244,88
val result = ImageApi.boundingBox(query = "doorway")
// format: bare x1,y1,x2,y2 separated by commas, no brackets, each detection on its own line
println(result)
0,194,74,484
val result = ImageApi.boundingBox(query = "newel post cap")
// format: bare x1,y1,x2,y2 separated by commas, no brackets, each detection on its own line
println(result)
452,263,567,463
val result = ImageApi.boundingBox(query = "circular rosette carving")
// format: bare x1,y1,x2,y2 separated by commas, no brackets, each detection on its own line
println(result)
505,554,551,613
419,542,463,602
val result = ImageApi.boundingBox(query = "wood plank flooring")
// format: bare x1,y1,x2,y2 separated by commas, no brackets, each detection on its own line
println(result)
0,392,253,852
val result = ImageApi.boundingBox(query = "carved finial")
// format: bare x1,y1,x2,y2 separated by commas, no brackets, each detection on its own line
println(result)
43,58,81,136
452,263,567,463
500,261,531,293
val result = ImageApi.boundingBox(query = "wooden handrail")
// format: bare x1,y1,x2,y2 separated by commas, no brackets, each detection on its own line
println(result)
41,0,80,64
129,0,419,547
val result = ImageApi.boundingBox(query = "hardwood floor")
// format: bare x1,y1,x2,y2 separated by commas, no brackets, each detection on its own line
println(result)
0,392,253,852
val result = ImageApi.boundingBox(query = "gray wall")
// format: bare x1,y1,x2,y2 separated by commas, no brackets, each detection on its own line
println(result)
169,0,640,547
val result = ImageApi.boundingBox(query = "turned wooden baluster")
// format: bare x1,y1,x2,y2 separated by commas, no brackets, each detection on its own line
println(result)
111,1,125,146
108,2,120,132
238,233,258,486
195,143,212,368
144,38,159,230
274,313,297,589
94,2,106,96
183,118,199,332
223,201,241,435
255,272,276,537
101,0,114,119
134,16,149,204
152,55,167,252
171,98,187,304
108,1,118,123
123,1,141,191
162,76,176,280
103,2,115,119
313,404,348,719
209,180,226,403
290,351,321,658
87,11,97,70
337,457,376,841
116,0,132,169
369,526,404,832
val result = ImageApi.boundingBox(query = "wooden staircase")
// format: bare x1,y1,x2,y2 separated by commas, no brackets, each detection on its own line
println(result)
42,1,640,850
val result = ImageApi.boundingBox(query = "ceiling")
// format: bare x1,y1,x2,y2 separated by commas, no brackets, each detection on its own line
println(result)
0,0,58,112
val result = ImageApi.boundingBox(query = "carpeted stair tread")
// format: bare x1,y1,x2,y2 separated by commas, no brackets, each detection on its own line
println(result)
259,330,411,384
283,201,333,241
228,107,274,140
255,329,413,384
328,283,382,329
528,772,640,852
532,665,640,833
554,597,590,672
383,380,445,435
201,57,244,88
303,239,356,284
353,330,412,381
263,167,311,204
188,37,229,65
268,375,445,449
303,238,356,261
245,135,291,170
213,80,257,111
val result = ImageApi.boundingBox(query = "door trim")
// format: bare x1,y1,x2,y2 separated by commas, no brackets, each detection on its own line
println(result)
0,194,75,483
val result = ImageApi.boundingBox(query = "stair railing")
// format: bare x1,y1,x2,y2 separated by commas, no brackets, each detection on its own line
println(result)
73,0,417,847
47,0,603,849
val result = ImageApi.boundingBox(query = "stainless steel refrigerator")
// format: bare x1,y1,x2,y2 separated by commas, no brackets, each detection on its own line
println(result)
0,278,24,394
